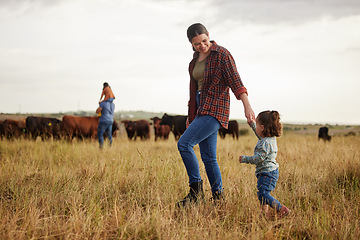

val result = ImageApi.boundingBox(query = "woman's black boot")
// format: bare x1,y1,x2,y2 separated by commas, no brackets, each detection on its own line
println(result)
211,190,225,205
176,181,204,208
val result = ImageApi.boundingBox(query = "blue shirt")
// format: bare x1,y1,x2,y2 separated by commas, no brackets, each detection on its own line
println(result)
241,136,279,176
99,101,115,123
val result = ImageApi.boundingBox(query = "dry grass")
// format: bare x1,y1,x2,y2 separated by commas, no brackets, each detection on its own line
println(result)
0,133,359,239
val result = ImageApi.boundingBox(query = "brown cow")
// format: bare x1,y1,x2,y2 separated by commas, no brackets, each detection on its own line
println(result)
0,120,4,140
3,119,26,140
122,120,150,140
62,115,95,140
62,115,118,141
219,120,239,140
150,117,171,141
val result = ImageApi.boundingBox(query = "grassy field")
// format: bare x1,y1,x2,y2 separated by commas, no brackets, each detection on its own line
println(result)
0,130,359,239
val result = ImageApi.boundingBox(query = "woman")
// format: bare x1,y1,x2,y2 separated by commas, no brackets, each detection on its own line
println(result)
177,23,255,207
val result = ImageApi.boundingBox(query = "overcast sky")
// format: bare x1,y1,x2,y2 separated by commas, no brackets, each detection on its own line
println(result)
0,0,359,125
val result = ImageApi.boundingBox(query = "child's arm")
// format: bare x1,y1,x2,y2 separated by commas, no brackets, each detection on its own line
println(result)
239,140,269,164
99,90,105,102
250,122,261,140
240,153,263,164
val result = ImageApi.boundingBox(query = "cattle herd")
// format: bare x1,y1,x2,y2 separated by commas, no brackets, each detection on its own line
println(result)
0,115,119,141
0,113,335,142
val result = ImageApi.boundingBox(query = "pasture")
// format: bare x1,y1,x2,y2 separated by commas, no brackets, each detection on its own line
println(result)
0,126,359,239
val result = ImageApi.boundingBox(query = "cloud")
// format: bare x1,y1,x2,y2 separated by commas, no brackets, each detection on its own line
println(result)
200,0,360,25
0,0,62,16
2,0,360,24
0,0,61,8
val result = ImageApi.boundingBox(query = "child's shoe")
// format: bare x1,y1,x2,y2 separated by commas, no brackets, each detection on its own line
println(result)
278,205,290,218
260,205,271,219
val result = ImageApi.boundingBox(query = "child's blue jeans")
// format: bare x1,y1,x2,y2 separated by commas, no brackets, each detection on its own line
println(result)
177,114,222,193
256,168,282,211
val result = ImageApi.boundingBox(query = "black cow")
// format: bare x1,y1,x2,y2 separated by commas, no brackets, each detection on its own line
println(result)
159,113,187,140
318,127,331,142
111,121,120,138
219,120,239,140
26,116,62,140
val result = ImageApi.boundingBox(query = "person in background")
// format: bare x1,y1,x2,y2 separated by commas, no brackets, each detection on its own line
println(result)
96,98,115,148
239,110,290,219
99,82,115,104
176,23,255,207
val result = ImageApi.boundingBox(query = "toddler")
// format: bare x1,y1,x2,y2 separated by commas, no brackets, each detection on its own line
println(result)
99,82,115,104
239,110,289,218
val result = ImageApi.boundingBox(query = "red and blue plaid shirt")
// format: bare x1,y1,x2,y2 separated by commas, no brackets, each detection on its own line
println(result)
188,41,248,129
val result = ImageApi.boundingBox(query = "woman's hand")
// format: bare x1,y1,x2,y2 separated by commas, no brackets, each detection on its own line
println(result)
239,93,256,125
244,105,255,125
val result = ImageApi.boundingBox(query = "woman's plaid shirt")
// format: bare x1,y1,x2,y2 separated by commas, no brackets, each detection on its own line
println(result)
188,41,248,129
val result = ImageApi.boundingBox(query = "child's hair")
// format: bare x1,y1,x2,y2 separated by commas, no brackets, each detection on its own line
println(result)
103,82,110,89
257,110,282,137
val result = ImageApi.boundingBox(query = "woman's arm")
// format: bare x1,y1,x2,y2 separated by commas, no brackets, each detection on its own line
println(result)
239,93,256,125
96,106,102,114
219,49,255,125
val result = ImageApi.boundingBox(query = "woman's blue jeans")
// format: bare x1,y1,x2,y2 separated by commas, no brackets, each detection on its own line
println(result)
256,169,282,210
98,121,113,148
177,114,222,193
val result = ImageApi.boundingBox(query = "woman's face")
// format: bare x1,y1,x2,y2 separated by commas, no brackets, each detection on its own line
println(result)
191,33,211,54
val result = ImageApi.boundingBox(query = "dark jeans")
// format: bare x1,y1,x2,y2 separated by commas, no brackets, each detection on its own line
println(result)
98,121,113,148
256,169,282,210
177,115,222,193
